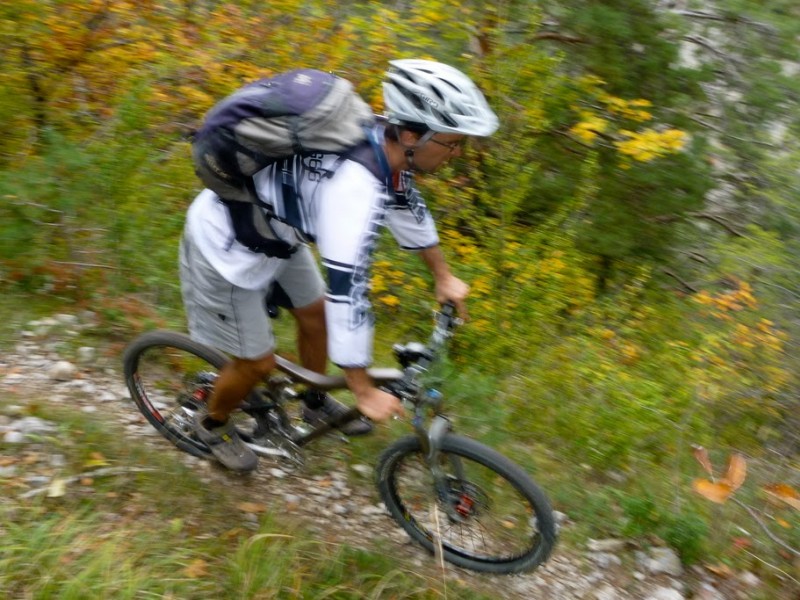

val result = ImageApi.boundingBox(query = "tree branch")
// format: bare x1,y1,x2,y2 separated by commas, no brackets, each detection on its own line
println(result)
662,269,698,293
732,498,800,557
529,31,587,45
688,212,746,237
675,10,778,35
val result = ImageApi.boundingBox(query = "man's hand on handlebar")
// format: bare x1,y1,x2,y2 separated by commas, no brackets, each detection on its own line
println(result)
344,366,405,422
355,387,405,422
434,273,469,320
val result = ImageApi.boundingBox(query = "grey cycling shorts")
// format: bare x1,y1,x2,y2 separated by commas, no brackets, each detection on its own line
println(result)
179,233,325,359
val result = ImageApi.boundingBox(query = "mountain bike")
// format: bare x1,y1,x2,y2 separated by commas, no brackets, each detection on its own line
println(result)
122,304,556,574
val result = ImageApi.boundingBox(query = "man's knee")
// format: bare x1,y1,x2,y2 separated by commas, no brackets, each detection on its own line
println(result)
291,298,326,336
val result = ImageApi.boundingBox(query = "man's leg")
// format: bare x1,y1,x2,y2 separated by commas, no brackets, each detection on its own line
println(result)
206,353,276,422
271,248,373,435
179,230,281,471
288,298,327,375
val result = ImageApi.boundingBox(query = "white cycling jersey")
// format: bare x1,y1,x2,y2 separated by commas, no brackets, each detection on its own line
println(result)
185,146,438,368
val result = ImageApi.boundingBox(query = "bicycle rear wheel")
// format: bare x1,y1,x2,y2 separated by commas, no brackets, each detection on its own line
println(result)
122,330,256,458
376,434,556,573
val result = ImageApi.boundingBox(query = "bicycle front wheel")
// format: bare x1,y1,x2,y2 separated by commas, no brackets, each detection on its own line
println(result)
122,330,256,459
376,434,556,574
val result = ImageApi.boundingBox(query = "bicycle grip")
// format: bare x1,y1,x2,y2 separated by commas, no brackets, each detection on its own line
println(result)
437,301,458,331
440,301,457,317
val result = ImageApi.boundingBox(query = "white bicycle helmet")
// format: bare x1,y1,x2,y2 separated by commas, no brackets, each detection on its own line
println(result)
383,59,499,137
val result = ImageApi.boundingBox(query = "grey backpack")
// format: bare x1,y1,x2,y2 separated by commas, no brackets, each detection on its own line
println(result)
191,69,380,257
192,68,375,204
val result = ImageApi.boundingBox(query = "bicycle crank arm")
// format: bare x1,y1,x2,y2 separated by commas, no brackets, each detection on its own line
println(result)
246,441,303,466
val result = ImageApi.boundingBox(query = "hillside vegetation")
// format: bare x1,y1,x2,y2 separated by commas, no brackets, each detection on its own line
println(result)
1,0,798,592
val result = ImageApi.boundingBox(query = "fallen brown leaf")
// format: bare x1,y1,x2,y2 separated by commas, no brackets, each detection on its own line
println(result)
236,502,268,514
693,479,733,504
183,559,209,578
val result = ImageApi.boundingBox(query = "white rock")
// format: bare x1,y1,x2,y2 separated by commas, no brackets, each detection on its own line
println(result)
4,431,25,443
739,571,760,587
588,552,623,569
13,417,56,434
692,583,726,600
646,586,684,600
48,361,77,381
594,583,619,600
360,504,385,517
268,468,287,479
588,538,627,552
81,406,98,413
55,314,80,326
553,510,569,526
77,381,97,395
97,391,117,403
351,464,372,477
77,347,96,363
648,547,683,576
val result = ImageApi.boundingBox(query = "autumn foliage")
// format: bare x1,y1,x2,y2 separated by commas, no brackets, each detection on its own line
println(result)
1,0,797,577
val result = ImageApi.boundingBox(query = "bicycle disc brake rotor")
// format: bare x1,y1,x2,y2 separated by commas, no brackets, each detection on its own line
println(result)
443,478,489,521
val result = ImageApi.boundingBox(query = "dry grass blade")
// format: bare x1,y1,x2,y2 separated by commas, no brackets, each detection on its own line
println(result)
18,467,154,499
431,501,448,600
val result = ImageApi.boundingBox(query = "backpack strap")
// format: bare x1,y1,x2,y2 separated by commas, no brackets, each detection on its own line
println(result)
339,128,394,192
221,187,297,259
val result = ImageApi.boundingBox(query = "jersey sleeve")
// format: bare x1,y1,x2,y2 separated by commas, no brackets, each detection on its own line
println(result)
384,171,439,250
314,162,387,368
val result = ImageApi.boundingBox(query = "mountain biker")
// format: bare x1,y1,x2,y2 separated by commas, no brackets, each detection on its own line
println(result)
179,59,499,472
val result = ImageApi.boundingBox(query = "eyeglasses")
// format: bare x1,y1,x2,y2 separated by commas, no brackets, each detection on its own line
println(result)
427,136,464,152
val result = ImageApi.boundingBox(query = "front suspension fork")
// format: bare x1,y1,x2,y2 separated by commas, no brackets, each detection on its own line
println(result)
413,413,467,521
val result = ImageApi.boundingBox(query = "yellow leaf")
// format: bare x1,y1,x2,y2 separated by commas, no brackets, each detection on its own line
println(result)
237,502,268,514
763,484,800,511
693,479,733,504
380,295,400,308
84,452,110,468
47,478,67,498
691,445,714,477
705,563,734,578
720,453,746,491
183,559,209,578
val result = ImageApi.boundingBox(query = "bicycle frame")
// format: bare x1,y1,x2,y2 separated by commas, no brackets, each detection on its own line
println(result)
123,304,556,573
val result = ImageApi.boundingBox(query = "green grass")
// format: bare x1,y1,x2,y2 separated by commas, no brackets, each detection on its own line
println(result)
2,291,798,598
0,397,490,600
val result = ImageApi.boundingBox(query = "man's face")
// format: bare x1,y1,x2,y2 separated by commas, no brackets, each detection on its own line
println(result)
411,133,465,173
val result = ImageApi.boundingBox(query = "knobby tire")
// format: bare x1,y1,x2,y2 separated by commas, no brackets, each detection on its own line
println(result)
376,434,556,574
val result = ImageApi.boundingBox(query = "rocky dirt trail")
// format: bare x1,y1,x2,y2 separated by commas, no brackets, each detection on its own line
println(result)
0,313,775,600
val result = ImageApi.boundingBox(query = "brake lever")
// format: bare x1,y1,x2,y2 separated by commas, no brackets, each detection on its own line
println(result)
436,301,463,333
